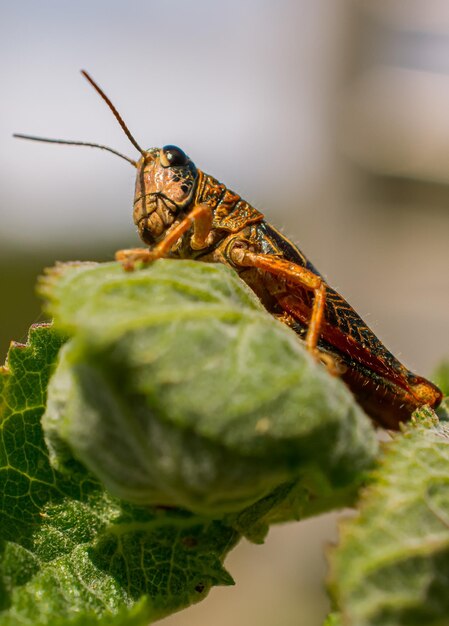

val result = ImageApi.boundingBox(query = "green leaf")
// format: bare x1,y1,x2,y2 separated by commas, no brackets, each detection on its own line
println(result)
40,260,377,515
0,259,378,624
328,406,449,626
0,324,239,625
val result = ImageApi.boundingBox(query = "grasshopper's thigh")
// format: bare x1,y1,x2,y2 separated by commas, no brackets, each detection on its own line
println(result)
230,246,322,290
230,246,338,371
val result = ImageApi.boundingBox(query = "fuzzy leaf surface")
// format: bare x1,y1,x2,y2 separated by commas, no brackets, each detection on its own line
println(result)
40,260,377,515
0,324,239,625
329,406,449,626
0,259,379,625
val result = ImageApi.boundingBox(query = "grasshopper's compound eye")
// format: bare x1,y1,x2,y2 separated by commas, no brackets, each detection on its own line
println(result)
160,145,188,168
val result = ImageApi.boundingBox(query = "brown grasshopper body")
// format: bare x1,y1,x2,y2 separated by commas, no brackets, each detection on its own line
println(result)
15,71,443,430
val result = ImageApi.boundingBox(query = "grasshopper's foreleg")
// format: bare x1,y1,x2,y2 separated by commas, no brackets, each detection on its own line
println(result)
230,246,335,371
116,203,213,270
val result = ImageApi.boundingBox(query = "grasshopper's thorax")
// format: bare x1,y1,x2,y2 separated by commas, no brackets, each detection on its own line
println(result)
133,146,198,246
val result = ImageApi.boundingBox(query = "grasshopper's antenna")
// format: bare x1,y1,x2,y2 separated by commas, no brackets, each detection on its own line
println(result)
81,70,145,157
13,134,137,167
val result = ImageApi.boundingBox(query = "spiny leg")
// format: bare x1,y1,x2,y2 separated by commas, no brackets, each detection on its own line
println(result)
230,246,338,372
116,203,213,270
306,282,326,351
305,284,341,374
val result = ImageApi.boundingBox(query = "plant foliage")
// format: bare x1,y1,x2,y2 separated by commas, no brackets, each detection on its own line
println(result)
0,260,379,624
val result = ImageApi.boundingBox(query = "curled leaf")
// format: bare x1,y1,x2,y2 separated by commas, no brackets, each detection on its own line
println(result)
41,260,377,515
0,259,379,624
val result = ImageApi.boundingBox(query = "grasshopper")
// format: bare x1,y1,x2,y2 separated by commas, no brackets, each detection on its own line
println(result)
14,71,442,429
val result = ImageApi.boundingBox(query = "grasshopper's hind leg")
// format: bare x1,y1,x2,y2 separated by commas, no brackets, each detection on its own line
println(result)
230,246,340,374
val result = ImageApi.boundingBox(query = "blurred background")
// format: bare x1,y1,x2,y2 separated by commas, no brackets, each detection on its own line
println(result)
1,1,448,624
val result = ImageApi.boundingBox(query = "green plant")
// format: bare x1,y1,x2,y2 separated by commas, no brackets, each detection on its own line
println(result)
0,259,446,625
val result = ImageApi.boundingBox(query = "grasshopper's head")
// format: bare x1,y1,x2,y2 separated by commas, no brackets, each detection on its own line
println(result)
134,146,199,245
13,72,201,247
